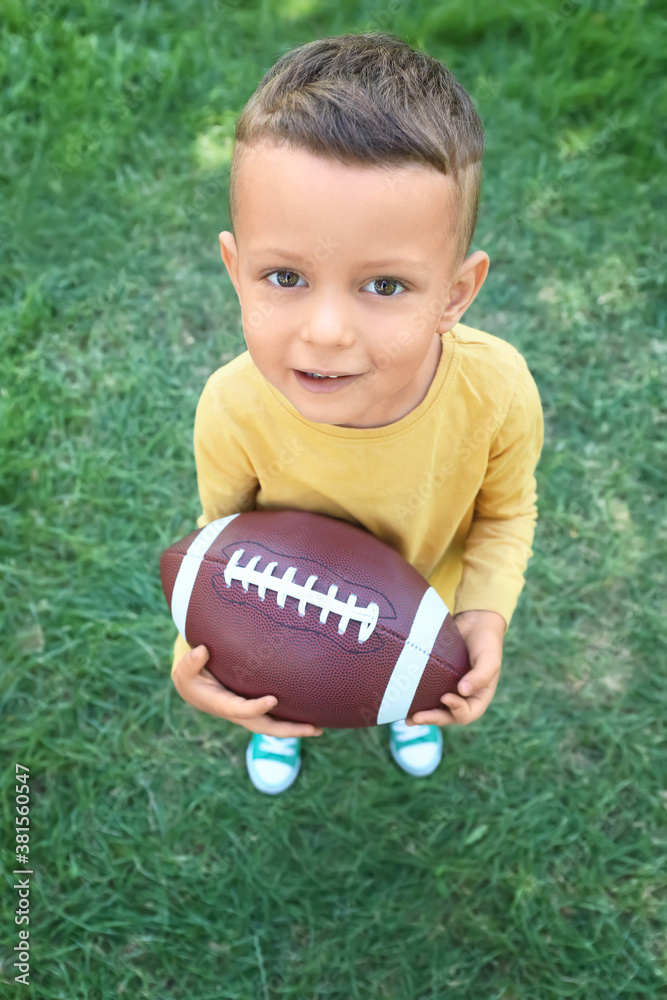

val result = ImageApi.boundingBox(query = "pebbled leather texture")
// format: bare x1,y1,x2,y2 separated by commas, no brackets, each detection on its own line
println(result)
160,509,470,729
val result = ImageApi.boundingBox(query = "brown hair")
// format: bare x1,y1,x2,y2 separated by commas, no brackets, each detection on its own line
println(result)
229,32,484,271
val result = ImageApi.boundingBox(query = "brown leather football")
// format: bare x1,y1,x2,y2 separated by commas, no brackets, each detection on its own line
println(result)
160,509,470,729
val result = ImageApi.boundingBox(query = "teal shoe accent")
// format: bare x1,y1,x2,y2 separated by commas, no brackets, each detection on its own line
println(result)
246,733,302,795
389,719,443,776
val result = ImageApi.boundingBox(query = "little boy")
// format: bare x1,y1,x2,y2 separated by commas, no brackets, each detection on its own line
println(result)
170,32,544,794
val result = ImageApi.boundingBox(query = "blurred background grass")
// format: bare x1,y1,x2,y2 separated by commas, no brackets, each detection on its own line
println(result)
1,1,666,998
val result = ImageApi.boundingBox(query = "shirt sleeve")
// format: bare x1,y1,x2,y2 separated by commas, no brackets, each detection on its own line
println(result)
170,374,260,678
192,374,260,529
452,354,544,636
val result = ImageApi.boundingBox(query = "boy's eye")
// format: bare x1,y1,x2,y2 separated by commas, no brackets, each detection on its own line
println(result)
264,271,406,296
363,277,406,296
265,269,306,288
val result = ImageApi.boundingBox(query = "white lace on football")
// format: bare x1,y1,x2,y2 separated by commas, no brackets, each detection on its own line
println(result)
223,548,380,643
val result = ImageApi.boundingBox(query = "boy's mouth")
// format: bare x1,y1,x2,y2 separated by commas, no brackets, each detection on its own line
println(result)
293,369,361,393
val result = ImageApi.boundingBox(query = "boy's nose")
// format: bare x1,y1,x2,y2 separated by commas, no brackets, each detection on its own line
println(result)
300,294,355,348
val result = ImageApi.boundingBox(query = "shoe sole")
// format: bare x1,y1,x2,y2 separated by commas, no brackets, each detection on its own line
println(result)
245,741,302,795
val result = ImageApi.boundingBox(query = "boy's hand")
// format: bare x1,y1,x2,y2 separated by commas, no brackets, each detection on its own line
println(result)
172,645,324,738
405,609,505,728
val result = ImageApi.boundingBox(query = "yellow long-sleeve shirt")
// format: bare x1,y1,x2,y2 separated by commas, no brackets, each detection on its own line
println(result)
170,321,544,675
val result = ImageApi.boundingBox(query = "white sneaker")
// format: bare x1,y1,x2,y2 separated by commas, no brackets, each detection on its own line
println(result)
246,734,302,795
389,719,443,777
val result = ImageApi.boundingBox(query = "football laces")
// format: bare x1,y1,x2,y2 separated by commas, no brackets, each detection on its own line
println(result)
223,548,380,642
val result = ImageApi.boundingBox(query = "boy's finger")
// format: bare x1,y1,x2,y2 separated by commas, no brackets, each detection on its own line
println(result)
441,691,490,725
441,692,468,710
179,645,210,674
246,719,324,738
223,692,277,719
457,657,500,696
458,666,486,696
408,707,455,726
172,645,208,692
199,666,219,682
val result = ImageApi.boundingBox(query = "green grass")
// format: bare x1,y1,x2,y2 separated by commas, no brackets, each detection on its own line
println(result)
1,0,666,997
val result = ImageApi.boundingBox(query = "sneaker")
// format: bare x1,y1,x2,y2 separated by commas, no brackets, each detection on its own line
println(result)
389,719,443,777
246,733,302,795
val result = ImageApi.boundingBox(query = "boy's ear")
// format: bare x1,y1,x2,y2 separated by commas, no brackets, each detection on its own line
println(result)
437,250,490,334
219,231,240,295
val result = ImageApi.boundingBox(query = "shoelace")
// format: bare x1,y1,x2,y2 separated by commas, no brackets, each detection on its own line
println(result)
257,735,299,755
391,719,431,741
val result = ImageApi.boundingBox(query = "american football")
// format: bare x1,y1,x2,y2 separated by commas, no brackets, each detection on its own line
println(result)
160,509,471,729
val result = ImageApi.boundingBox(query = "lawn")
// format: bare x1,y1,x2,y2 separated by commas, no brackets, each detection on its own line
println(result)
1,0,666,997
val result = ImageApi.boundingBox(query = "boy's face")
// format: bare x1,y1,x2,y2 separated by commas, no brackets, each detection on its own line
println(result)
219,142,489,428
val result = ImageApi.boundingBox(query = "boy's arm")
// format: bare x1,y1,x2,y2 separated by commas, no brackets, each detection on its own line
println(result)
409,358,543,729
452,354,545,636
171,374,259,678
